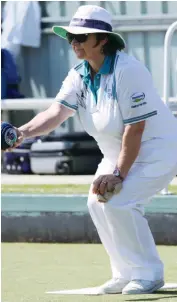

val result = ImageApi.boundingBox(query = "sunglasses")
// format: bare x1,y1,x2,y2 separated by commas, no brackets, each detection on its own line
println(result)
66,33,89,44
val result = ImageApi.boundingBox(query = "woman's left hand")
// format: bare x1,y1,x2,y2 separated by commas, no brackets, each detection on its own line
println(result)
92,174,122,196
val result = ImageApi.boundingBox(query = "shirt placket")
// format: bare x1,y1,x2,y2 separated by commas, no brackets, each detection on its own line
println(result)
83,73,101,106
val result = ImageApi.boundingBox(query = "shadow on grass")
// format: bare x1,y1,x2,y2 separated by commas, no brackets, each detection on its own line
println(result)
126,291,177,301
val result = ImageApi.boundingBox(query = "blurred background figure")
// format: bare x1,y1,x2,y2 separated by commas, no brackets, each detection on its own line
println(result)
1,1,41,173
1,1,41,60
1,48,24,99
1,1,41,126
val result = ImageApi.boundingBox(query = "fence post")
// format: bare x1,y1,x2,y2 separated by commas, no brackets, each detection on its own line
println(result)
161,21,177,195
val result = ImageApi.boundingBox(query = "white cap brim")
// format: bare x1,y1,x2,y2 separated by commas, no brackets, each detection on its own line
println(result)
52,26,125,48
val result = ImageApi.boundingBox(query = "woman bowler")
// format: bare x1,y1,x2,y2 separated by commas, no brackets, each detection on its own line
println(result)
6,5,177,295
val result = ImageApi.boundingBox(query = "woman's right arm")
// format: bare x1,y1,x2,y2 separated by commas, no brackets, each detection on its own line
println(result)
12,68,80,149
8,103,74,149
18,102,74,139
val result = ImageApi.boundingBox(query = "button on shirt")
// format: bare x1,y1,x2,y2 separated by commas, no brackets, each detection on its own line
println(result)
55,51,177,163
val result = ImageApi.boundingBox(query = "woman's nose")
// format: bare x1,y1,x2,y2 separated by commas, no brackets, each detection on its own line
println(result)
71,38,79,46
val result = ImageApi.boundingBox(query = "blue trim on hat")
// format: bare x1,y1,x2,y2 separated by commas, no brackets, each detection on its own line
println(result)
70,18,112,32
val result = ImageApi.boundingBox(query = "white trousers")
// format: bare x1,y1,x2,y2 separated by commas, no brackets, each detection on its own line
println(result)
87,145,177,282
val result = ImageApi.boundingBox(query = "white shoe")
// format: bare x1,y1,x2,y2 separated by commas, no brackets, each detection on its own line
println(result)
99,278,130,294
122,279,164,295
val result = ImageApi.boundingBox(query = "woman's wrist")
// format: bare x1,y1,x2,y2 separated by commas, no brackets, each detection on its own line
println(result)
113,167,124,181
18,127,28,138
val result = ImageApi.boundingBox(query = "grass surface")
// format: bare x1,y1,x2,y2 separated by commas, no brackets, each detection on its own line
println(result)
2,243,177,302
1,184,177,194
1,184,90,194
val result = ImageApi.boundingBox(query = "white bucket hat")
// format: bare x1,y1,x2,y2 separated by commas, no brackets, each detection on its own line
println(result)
52,5,125,48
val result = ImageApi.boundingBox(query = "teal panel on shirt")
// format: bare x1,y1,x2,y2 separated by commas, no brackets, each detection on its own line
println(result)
75,55,116,104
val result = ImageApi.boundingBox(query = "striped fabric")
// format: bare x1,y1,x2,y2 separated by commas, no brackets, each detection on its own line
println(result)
60,100,78,111
123,110,157,124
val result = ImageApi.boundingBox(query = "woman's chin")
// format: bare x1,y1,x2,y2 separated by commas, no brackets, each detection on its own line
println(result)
75,51,85,59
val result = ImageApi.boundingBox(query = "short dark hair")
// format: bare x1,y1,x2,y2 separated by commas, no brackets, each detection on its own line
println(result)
94,33,125,55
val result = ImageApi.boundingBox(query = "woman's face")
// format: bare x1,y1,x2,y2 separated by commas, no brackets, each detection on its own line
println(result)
71,34,106,60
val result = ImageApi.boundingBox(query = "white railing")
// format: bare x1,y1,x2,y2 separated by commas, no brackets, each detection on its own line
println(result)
163,21,177,108
1,98,54,110
1,97,176,125
161,21,177,195
1,97,177,111
1,98,54,124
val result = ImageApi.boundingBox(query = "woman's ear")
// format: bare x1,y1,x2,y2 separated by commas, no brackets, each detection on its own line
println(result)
102,36,108,46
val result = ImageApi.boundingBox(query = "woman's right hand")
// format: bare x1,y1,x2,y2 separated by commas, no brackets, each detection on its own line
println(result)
6,127,25,151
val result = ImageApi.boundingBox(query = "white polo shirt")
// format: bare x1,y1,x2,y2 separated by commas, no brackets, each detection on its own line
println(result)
55,51,177,163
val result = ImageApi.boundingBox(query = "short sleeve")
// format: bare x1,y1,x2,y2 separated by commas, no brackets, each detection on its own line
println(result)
55,69,80,113
117,64,157,125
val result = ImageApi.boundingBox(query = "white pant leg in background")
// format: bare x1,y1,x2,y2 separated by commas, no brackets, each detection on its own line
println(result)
87,155,177,281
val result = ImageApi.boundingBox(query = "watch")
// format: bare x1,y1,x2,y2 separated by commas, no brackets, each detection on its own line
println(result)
113,167,124,181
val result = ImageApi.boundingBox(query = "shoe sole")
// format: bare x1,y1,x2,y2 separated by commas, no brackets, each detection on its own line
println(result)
102,286,127,294
122,280,165,295
102,283,130,294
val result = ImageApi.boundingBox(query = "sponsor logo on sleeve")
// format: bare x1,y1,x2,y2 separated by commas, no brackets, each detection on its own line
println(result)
131,92,147,108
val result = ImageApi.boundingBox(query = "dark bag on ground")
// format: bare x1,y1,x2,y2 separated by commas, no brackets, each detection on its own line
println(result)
2,137,40,174
30,132,103,175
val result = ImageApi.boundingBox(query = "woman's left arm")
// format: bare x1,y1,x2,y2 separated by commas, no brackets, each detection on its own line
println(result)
117,120,145,179
92,120,145,197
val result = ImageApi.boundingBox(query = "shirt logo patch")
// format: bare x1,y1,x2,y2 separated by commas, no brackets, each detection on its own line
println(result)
131,92,145,103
